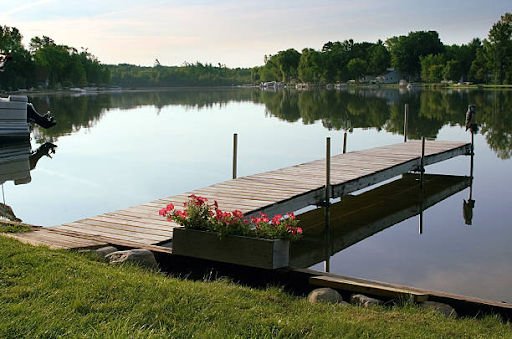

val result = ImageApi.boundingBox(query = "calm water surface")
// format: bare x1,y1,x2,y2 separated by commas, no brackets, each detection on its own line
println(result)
2,88,512,302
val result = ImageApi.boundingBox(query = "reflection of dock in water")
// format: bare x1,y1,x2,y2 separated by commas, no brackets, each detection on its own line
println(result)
291,173,471,268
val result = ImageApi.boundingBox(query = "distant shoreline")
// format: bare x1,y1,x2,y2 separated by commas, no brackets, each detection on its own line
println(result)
2,83,511,97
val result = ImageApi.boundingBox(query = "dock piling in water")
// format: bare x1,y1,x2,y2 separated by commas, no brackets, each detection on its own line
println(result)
404,104,409,142
325,137,331,231
232,133,238,179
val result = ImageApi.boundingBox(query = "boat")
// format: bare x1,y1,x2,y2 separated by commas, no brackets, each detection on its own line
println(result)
0,55,56,140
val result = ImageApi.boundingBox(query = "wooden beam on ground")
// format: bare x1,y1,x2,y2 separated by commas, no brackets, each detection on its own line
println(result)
309,275,429,302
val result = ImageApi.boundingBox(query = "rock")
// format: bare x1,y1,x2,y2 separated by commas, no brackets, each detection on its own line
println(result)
95,246,118,259
308,288,344,304
420,301,458,318
350,294,383,307
106,249,158,270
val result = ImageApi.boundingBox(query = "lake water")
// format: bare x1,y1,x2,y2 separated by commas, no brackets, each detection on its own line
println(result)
2,87,512,303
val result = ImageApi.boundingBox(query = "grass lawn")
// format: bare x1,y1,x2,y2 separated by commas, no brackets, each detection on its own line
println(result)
0,236,511,338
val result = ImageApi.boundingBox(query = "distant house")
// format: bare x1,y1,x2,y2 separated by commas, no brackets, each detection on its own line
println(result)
377,68,401,84
361,75,376,83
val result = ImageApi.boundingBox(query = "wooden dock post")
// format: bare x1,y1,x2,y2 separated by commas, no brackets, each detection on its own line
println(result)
232,133,238,179
343,132,347,154
404,104,409,142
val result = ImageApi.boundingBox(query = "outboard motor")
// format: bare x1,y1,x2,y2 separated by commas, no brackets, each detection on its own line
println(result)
27,103,56,129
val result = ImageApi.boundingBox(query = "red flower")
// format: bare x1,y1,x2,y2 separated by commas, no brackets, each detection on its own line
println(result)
285,212,296,220
271,214,282,225
258,213,270,223
175,210,188,218
232,210,243,218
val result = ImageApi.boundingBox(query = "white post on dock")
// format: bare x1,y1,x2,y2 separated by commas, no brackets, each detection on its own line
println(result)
232,133,238,179
404,104,409,143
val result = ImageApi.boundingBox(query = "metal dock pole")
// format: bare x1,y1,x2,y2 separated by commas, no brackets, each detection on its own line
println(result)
232,133,238,179
404,104,409,142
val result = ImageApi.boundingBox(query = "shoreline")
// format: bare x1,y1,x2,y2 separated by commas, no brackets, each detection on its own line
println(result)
2,83,511,98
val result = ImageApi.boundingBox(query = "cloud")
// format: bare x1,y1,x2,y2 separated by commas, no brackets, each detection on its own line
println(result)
2,0,56,17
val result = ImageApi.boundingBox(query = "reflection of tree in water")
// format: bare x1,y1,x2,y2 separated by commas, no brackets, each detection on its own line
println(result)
29,89,258,142
479,91,512,159
266,89,391,131
28,88,512,159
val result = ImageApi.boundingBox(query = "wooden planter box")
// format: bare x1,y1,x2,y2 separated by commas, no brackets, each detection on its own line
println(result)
172,228,290,269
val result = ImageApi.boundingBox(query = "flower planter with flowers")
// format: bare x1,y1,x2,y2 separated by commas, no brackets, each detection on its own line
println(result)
159,195,302,269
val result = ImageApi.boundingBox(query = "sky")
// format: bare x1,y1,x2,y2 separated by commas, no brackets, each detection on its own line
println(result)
1,0,510,68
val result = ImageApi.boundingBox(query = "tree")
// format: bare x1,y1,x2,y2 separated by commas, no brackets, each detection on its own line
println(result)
387,31,444,79
445,38,481,81
368,40,390,75
298,48,323,83
347,58,368,80
419,54,445,82
486,13,512,84
0,25,35,89
469,48,490,83
443,60,462,81
275,49,301,82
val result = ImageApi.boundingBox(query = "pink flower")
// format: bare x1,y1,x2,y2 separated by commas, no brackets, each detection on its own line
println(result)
232,210,243,218
258,213,270,223
175,210,188,218
271,214,282,225
196,196,208,205
297,227,303,234
165,203,174,212
286,212,296,220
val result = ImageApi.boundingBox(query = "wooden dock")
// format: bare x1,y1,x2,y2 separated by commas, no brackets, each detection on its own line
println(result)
7,140,471,250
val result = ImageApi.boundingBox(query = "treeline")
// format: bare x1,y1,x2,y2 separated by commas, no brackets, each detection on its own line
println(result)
107,62,252,87
0,27,109,90
254,13,511,85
